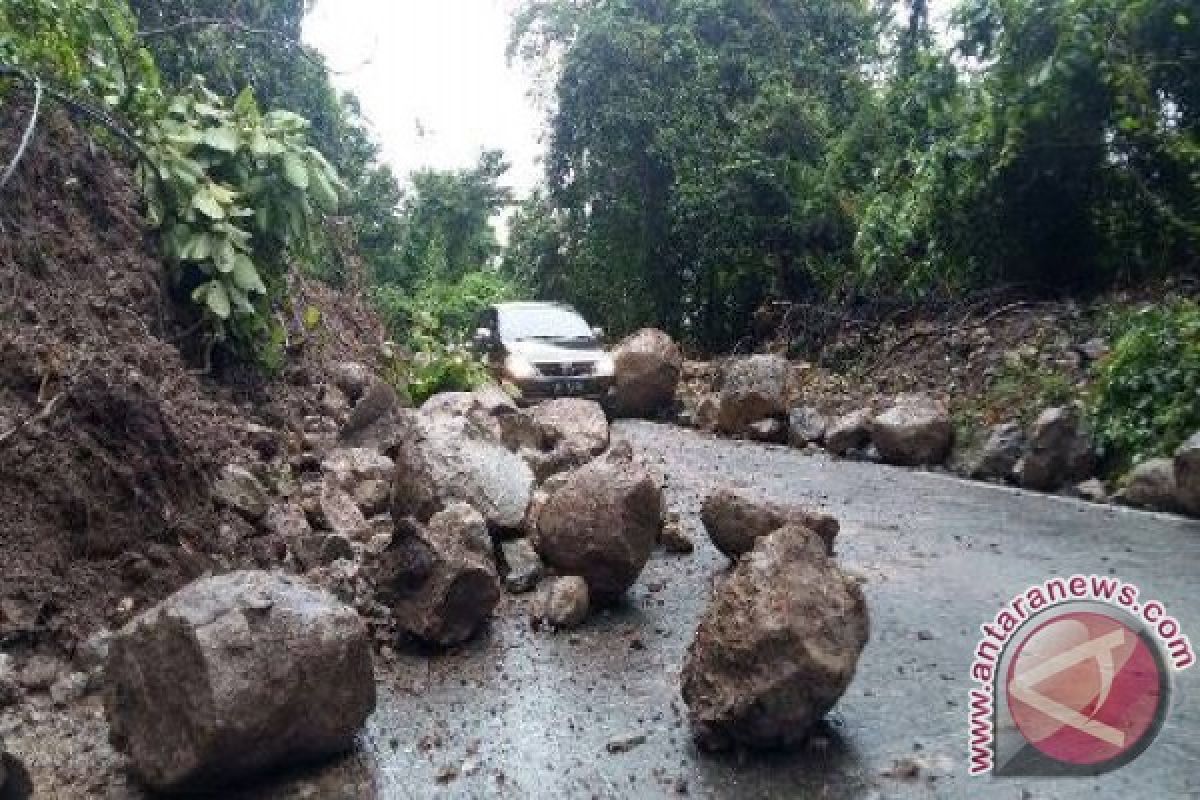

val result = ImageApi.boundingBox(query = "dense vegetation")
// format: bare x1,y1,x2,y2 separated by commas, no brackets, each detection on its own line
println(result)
509,0,1199,351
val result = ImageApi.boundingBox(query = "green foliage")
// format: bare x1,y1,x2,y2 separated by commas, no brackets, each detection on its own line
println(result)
1089,301,1200,473
378,317,491,407
987,359,1077,426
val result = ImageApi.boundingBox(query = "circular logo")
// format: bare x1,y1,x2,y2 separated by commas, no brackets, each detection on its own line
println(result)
1005,609,1169,770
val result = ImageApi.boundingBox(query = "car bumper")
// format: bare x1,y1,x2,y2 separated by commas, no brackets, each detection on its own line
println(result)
514,375,614,403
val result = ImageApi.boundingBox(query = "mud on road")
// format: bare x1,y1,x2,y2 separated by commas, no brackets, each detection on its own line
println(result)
5,421,1199,798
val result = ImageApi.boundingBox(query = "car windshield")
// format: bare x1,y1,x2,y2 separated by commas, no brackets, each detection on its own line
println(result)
497,307,594,343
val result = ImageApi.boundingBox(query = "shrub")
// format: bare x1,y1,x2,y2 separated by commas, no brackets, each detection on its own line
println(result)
378,312,490,406
1090,302,1200,474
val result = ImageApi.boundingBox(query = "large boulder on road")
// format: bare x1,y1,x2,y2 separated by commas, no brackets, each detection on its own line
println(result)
104,571,375,793
372,504,501,646
970,423,1026,483
681,527,869,751
870,393,954,466
700,486,839,560
530,398,610,456
1116,458,1178,512
534,461,663,602
825,410,873,456
392,410,535,530
1175,432,1200,516
788,407,828,448
716,355,789,435
611,328,683,418
1017,406,1095,491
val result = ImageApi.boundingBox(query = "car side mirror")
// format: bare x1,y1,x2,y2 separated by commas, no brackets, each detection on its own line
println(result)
592,326,605,342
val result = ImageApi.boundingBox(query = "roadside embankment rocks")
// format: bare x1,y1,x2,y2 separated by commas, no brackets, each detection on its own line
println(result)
372,504,500,646
1116,458,1179,512
1175,432,1200,516
825,410,873,456
611,328,684,418
681,527,869,751
534,461,663,602
970,423,1026,482
1017,406,1096,491
392,410,535,531
715,355,789,436
104,571,375,793
870,393,953,466
535,576,590,630
700,486,839,560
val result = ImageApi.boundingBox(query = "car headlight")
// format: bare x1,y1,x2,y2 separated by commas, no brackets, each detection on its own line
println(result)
594,354,615,378
505,354,540,381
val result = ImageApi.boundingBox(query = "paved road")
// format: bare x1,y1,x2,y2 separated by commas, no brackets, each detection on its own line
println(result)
354,421,1200,799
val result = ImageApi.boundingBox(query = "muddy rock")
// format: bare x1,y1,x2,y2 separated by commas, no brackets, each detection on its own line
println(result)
1175,432,1200,516
292,533,356,571
212,465,269,521
104,571,375,793
1018,407,1096,491
1074,479,1109,504
535,461,663,602
322,448,396,489
700,486,839,560
746,417,787,444
825,410,873,456
530,398,610,456
338,380,406,454
501,538,544,594
536,576,590,630
694,394,720,432
521,443,595,484
870,394,954,467
787,407,828,447
971,423,1026,482
611,328,683,418
392,411,535,531
263,504,313,543
18,654,61,691
329,361,373,403
681,527,869,751
1116,458,1179,512
319,485,369,539
716,355,789,435
659,514,695,554
373,504,500,646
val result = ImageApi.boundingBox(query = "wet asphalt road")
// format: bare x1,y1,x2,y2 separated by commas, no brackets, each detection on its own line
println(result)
352,421,1200,800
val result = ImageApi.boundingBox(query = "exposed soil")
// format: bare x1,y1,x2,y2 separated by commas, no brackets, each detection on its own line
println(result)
0,102,382,655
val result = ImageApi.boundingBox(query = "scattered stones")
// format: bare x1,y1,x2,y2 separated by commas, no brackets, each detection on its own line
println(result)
105,571,375,793
536,576,590,630
606,733,648,754
680,527,869,751
716,355,789,436
787,407,828,448
212,465,268,521
611,328,684,418
870,394,953,466
530,398,610,457
501,538,545,594
1116,458,1178,512
373,504,500,646
825,410,874,456
1017,407,1096,491
1174,432,1200,516
535,461,663,602
700,486,839,560
971,423,1026,483
392,411,536,531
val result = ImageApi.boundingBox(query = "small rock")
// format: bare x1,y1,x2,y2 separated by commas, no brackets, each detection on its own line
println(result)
659,519,694,554
536,576,590,630
351,479,392,517
606,733,647,754
329,362,373,403
263,504,313,542
319,384,351,418
745,417,787,443
291,533,356,570
212,465,269,521
0,653,18,707
50,671,89,706
1074,479,1109,504
716,355,789,436
530,398,610,457
825,410,873,456
501,538,544,594
321,448,396,488
787,407,828,447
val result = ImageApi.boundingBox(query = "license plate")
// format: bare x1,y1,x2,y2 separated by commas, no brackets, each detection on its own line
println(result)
554,380,584,396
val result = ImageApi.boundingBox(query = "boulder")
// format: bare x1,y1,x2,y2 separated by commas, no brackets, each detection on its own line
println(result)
694,395,720,432
372,504,500,646
659,514,694,554
716,355,789,435
611,328,683,418
530,398,610,456
501,538,544,594
788,407,828,447
105,571,375,793
318,485,368,539
1175,433,1200,516
536,576,590,630
329,361,373,403
680,527,869,751
971,423,1026,483
870,394,954,466
338,380,406,454
521,443,594,484
1017,407,1095,491
392,411,535,531
700,486,839,560
1116,459,1178,512
825,410,873,456
534,461,663,602
212,465,268,521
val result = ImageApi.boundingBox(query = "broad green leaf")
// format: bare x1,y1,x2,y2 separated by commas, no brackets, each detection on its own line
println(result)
192,187,225,220
309,167,340,212
283,153,310,189
214,238,237,273
204,126,239,153
232,254,268,294
206,281,231,319
234,87,259,118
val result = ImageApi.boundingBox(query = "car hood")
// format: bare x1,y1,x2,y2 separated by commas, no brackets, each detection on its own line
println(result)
506,340,608,363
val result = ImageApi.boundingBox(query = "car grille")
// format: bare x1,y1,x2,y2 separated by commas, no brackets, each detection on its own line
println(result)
535,362,595,378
